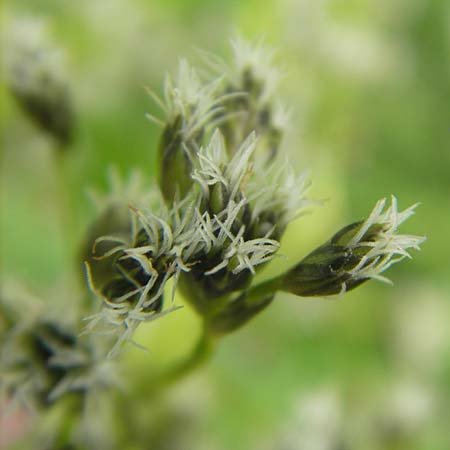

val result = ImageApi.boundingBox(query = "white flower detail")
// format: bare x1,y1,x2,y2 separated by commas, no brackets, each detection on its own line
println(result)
197,200,280,276
348,196,425,284
146,59,242,142
250,158,313,228
192,129,257,201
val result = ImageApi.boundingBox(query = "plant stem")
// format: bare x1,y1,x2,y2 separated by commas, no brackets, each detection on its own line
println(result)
244,276,283,306
149,322,216,395
53,150,74,254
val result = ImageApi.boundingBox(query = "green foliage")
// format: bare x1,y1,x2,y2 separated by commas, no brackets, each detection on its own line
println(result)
1,1,449,450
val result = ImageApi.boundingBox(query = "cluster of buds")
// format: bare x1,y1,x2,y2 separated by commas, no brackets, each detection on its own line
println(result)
85,39,424,353
0,283,116,413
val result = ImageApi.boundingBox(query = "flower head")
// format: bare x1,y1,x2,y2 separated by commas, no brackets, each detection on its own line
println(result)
0,283,112,409
84,39,424,352
281,196,425,297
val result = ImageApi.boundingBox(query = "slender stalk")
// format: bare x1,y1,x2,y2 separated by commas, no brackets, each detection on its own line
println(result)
244,276,283,306
53,150,74,253
148,322,216,396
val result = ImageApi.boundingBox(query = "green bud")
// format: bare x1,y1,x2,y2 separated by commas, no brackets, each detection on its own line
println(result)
180,263,252,314
281,222,393,296
86,226,167,318
209,182,228,215
214,39,286,162
158,115,194,202
81,204,131,292
1,319,89,407
302,223,369,290
279,195,425,297
4,18,74,146
10,70,74,146
82,203,166,320
100,247,165,315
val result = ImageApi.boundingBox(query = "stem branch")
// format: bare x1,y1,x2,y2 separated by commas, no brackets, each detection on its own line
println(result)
149,322,216,396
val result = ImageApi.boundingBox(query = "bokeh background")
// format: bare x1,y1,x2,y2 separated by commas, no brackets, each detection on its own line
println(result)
1,0,449,449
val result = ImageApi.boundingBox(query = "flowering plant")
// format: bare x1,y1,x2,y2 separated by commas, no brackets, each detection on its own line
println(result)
84,39,424,358
0,36,425,450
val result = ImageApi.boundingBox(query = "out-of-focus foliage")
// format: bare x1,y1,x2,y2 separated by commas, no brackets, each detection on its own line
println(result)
1,0,449,449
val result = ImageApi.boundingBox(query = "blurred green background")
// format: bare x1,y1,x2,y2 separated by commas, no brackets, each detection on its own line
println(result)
1,0,449,449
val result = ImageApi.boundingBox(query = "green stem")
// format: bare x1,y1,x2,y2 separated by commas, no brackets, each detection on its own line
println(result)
204,276,283,335
244,276,283,306
149,322,216,395
53,151,74,253
144,278,283,396
39,394,84,450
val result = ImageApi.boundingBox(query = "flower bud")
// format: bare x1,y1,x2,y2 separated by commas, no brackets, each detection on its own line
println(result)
1,318,89,407
3,17,74,146
158,115,194,202
83,198,199,354
209,38,286,162
81,204,132,293
150,59,230,203
81,169,172,328
280,197,425,297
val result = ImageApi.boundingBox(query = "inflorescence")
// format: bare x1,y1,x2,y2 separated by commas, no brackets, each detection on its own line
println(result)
82,39,425,353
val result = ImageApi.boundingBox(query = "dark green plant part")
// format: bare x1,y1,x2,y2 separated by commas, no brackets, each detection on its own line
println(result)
281,197,425,296
0,282,118,409
199,37,288,163
81,169,152,296
242,196,425,303
147,59,244,202
0,281,121,450
2,17,74,146
2,320,87,407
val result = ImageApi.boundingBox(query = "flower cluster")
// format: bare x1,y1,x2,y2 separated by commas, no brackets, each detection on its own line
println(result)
84,39,424,353
0,283,115,411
